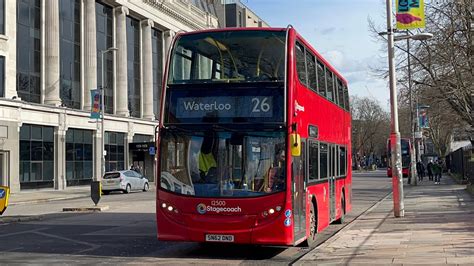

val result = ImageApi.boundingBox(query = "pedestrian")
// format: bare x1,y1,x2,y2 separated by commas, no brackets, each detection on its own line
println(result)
416,160,425,181
432,160,441,184
434,160,443,184
427,160,434,181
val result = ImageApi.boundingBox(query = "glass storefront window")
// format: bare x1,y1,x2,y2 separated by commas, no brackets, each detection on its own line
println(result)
19,124,55,189
105,132,125,172
66,128,94,186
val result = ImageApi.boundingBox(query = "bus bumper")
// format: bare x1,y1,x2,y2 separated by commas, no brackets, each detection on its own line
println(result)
157,207,294,246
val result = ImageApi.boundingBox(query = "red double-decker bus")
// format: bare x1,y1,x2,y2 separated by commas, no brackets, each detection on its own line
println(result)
387,138,412,177
156,27,352,246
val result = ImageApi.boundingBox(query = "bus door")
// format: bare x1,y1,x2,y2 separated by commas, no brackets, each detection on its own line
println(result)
292,142,306,242
329,145,336,221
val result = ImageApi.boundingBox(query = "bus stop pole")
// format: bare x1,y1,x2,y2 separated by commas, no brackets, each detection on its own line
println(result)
386,0,405,218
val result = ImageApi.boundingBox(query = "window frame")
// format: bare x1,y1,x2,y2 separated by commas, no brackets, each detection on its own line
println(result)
295,41,307,86
0,56,4,97
0,0,4,35
308,139,320,182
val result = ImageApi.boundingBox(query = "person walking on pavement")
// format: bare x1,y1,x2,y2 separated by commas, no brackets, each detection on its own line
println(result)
427,160,434,181
432,160,442,184
416,160,425,181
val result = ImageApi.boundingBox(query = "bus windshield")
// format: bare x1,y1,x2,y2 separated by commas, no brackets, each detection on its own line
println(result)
159,128,286,198
168,30,286,84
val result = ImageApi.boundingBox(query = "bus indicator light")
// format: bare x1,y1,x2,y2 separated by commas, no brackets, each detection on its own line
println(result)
284,218,291,227
276,206,282,212
285,210,292,218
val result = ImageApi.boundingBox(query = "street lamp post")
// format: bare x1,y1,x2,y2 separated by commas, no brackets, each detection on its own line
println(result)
386,0,404,217
99,47,118,181
383,1,432,216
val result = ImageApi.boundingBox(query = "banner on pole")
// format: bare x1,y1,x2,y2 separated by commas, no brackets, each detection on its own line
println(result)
90,89,101,119
396,0,425,30
418,109,429,128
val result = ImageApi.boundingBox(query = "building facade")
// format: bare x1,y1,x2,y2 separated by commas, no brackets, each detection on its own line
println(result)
0,0,217,192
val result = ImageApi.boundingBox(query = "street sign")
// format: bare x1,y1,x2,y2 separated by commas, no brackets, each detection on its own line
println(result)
91,181,101,206
149,146,156,155
0,186,10,215
415,131,422,139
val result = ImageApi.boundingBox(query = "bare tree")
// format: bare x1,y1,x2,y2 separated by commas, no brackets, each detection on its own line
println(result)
351,96,390,168
368,0,473,161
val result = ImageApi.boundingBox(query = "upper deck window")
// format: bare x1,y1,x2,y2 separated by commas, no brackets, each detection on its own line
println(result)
168,30,286,84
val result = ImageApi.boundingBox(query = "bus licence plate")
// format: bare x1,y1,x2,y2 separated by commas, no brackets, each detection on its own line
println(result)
205,234,234,242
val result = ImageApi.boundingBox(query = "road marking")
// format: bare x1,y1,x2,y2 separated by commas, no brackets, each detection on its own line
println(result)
33,231,100,254
0,229,44,238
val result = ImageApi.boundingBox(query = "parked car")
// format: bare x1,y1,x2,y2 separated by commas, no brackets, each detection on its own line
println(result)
101,170,150,194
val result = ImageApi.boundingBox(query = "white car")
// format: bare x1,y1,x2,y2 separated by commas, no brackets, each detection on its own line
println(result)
101,170,150,194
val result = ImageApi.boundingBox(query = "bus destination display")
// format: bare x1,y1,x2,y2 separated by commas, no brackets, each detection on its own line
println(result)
176,96,273,118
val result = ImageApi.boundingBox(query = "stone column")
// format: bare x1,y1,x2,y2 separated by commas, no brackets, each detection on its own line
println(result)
83,0,97,111
141,19,154,120
115,6,129,117
44,0,61,106
164,30,175,65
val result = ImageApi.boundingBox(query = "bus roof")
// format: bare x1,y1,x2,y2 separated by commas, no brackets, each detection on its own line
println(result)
175,27,348,85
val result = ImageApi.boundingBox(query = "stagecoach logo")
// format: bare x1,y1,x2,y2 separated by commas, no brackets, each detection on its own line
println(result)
196,203,242,214
197,203,207,214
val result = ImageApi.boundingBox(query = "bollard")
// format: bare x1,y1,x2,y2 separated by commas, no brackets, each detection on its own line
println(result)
91,181,101,206
0,186,10,215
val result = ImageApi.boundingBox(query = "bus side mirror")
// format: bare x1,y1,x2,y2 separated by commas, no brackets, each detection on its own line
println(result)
290,133,301,157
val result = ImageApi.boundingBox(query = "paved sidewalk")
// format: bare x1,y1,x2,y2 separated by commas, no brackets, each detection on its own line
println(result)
8,186,91,205
297,176,474,265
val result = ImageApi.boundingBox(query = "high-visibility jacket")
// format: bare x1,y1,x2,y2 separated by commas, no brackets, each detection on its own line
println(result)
199,152,216,175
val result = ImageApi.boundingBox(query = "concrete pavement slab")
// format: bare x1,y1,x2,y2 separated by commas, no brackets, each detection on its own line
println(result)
296,175,474,265
8,186,90,205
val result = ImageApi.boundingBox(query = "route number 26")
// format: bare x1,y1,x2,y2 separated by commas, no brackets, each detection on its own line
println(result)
251,97,270,113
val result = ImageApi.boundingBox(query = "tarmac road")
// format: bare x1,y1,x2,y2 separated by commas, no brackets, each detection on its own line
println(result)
0,170,392,264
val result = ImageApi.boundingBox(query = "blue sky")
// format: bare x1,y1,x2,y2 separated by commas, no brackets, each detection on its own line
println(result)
244,0,390,109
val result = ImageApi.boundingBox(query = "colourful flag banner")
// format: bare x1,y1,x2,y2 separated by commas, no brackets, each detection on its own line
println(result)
90,89,101,119
418,109,429,128
396,0,425,30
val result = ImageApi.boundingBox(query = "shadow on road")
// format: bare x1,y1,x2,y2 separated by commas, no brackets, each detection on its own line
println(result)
0,212,288,261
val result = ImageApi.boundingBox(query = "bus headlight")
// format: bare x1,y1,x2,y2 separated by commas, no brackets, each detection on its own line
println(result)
256,205,283,226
